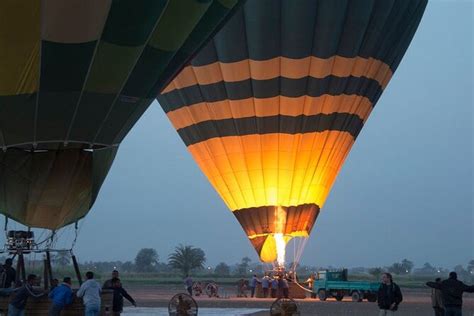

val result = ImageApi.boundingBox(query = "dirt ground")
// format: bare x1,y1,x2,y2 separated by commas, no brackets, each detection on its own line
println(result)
125,285,474,316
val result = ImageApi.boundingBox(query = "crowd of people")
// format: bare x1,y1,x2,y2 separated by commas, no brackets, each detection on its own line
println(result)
0,259,136,316
236,272,292,298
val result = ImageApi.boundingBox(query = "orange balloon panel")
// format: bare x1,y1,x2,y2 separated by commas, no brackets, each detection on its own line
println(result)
188,131,354,211
161,56,392,94
167,95,373,130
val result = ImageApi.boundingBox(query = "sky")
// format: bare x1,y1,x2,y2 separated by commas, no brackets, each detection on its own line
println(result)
3,1,472,269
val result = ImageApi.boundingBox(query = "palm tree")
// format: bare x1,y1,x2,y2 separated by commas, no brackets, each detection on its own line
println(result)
168,244,206,276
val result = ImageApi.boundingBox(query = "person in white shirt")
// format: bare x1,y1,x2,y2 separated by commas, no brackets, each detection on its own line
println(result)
77,271,101,316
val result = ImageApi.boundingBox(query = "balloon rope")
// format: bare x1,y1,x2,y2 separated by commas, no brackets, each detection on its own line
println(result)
70,221,79,251
292,265,315,294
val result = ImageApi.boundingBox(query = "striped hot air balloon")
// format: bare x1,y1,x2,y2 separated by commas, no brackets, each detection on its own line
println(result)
0,0,244,230
158,0,428,263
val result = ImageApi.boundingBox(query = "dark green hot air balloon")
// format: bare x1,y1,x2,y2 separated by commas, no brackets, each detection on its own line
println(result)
0,0,244,229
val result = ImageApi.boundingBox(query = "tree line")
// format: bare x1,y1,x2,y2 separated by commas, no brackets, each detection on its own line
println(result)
4,250,471,282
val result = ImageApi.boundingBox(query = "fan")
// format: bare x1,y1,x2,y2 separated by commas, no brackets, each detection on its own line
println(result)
270,298,300,316
168,293,198,316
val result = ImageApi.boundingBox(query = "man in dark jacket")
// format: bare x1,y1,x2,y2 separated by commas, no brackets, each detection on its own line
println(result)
426,272,474,316
0,258,16,288
102,269,119,289
109,277,136,315
377,273,403,315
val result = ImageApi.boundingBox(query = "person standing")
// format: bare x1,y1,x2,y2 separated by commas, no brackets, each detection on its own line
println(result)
426,272,474,316
0,258,17,288
102,270,119,289
77,271,102,316
109,278,136,315
377,273,403,315
428,277,444,316
249,274,260,298
8,274,44,316
279,276,289,299
305,274,316,299
184,275,193,296
261,274,271,298
49,277,73,316
271,276,278,298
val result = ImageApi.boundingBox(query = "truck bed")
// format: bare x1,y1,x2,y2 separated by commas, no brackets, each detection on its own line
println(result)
314,280,380,292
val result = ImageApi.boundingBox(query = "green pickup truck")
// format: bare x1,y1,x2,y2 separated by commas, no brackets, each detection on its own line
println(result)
313,269,379,302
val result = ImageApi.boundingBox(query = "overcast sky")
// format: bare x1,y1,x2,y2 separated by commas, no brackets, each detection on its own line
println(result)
4,1,472,269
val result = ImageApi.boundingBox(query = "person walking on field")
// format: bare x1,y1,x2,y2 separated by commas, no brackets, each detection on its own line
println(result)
429,278,444,316
77,271,102,316
48,277,73,316
377,273,403,315
426,272,474,316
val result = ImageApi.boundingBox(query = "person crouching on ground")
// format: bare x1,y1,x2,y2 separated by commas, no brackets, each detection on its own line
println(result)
77,271,101,316
377,272,403,315
109,277,136,315
8,274,45,316
49,277,73,316
426,271,474,316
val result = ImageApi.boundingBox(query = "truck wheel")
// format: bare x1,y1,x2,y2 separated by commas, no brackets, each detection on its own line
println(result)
318,289,327,301
367,294,377,302
351,291,362,302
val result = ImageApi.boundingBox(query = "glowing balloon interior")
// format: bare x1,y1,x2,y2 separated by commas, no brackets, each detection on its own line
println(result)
158,0,428,265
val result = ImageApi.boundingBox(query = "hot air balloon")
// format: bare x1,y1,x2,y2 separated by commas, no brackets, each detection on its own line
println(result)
158,0,428,265
0,0,244,231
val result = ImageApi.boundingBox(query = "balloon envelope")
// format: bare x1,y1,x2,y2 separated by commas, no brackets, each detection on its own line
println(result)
158,0,428,262
0,0,244,229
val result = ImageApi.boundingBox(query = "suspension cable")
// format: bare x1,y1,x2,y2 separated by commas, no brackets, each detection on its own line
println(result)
70,221,79,251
